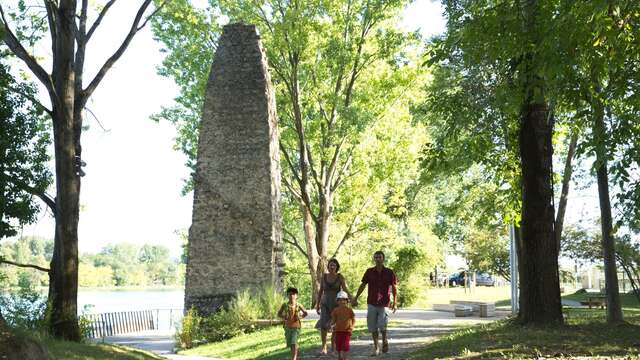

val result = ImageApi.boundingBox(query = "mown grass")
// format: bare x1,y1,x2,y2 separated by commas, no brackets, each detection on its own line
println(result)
44,339,164,360
408,297,640,359
181,319,370,360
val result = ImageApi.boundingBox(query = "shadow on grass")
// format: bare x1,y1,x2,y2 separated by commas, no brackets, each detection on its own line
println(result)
407,308,640,359
45,340,163,360
183,321,370,360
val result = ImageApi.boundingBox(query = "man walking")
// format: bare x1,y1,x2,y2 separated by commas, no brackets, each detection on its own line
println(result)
353,251,397,356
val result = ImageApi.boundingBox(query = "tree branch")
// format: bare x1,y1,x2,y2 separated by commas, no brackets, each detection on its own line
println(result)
331,197,371,258
86,0,117,42
82,0,156,102
283,228,308,257
0,5,55,98
3,173,56,213
9,86,52,116
0,259,50,273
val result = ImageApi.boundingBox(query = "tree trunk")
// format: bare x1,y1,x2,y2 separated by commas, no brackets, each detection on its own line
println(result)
47,0,81,341
517,0,563,325
555,131,578,252
518,101,563,324
593,100,624,323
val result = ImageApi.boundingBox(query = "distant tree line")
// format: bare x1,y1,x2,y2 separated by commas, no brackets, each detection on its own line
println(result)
0,237,185,289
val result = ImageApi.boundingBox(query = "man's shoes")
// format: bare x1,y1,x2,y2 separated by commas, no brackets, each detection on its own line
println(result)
382,341,389,353
370,348,380,357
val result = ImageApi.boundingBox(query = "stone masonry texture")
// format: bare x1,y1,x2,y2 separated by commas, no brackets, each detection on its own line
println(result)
185,23,284,316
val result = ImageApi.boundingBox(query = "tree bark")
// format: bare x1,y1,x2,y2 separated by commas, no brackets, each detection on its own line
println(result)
48,0,81,341
555,131,578,252
518,103,563,324
593,96,624,323
517,0,563,324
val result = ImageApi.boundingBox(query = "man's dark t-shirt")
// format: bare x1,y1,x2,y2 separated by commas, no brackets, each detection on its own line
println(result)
361,266,397,307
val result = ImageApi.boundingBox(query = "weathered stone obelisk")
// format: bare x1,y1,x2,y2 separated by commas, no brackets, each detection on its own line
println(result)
185,23,283,315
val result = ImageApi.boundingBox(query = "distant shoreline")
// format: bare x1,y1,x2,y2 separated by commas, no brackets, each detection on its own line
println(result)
6,286,185,293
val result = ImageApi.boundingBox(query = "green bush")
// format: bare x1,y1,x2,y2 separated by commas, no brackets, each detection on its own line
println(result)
0,279,48,331
176,286,286,348
176,307,202,349
391,245,428,307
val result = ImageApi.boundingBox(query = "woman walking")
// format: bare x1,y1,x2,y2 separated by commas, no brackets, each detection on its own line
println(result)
315,258,353,356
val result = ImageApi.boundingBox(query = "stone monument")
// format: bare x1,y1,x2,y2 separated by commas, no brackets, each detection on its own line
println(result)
185,23,284,315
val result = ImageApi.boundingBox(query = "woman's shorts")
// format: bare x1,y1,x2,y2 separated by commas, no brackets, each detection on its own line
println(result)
334,331,351,352
284,327,300,347
366,304,389,333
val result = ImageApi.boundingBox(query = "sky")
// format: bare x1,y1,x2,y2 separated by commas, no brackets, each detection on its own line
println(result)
12,0,448,258
8,0,602,263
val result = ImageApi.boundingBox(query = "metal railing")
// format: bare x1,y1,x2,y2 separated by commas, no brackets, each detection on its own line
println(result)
84,308,183,339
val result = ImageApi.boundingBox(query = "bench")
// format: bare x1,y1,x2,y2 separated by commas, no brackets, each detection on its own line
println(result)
580,295,607,309
454,305,473,317
450,300,496,317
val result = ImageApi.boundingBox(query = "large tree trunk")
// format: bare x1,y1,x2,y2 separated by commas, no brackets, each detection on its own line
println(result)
517,0,563,325
47,0,81,341
593,99,624,323
518,102,563,324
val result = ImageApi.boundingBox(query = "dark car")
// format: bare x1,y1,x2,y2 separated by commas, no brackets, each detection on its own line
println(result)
475,273,495,286
448,271,495,286
448,271,466,286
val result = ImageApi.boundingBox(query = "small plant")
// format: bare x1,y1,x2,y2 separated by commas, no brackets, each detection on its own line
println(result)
176,307,202,349
0,278,48,332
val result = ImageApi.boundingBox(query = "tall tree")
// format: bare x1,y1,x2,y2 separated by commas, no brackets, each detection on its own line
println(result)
425,0,565,323
0,0,164,340
517,0,563,323
153,0,424,301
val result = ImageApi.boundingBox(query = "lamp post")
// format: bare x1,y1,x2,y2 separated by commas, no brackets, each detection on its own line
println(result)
509,225,519,315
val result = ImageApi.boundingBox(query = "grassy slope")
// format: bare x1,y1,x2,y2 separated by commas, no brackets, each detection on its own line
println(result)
45,340,164,360
181,319,369,360
409,294,640,359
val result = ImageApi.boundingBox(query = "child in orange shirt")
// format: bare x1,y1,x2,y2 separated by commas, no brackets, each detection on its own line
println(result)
331,291,355,360
278,287,308,360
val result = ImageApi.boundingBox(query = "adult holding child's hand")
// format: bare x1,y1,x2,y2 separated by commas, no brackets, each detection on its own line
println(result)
315,258,353,356
353,250,398,357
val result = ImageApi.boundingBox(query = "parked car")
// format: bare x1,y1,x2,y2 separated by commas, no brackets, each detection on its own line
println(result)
448,271,495,287
475,273,495,286
448,271,466,286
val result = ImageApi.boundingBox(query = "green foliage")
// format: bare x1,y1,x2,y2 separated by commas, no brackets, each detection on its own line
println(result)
176,307,201,349
0,276,48,332
0,60,52,239
391,245,427,307
0,236,51,288
176,287,287,348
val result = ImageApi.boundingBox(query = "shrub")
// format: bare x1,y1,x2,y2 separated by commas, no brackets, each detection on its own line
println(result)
0,280,48,331
391,245,428,307
176,307,202,349
176,286,286,348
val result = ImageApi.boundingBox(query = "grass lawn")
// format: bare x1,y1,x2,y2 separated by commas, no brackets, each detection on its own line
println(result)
408,294,640,359
180,319,371,360
45,339,164,360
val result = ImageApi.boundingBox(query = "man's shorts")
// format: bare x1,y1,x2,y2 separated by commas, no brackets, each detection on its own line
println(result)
367,304,389,333
284,327,300,347
334,331,351,352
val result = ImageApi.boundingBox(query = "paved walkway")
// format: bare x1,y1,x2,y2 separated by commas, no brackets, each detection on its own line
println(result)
299,309,510,359
103,309,509,359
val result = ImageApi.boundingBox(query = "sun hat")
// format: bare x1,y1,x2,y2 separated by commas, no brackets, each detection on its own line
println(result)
336,291,349,300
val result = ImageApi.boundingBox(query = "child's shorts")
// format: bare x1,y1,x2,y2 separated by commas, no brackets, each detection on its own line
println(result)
334,331,351,352
284,327,300,347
